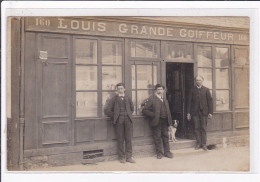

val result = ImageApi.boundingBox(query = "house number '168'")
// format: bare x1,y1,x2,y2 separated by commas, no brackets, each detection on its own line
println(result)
35,18,51,26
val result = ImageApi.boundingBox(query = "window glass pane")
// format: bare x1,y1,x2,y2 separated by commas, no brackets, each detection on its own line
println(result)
216,69,229,89
153,65,158,86
131,41,158,58
216,90,230,111
132,91,137,115
215,47,229,67
76,92,98,117
137,90,153,115
102,92,117,116
76,39,97,64
102,66,122,90
235,68,249,108
102,41,122,65
234,48,249,66
197,46,212,67
137,65,153,89
132,65,136,89
197,68,212,89
166,44,192,59
76,66,97,90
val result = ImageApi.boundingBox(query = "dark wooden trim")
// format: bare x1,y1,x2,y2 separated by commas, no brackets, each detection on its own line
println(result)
8,17,21,170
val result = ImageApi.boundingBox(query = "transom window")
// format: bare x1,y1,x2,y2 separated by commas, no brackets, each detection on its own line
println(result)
130,40,159,58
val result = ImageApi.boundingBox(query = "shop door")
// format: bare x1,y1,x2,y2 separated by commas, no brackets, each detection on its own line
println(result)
36,33,72,147
166,63,194,139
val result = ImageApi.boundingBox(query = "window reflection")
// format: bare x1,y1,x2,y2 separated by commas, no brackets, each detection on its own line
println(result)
198,68,212,89
216,90,230,111
76,39,97,64
137,65,153,89
76,66,97,90
131,41,158,58
102,66,122,90
102,41,122,65
197,46,212,67
216,69,229,89
76,92,98,117
167,44,192,59
215,47,229,67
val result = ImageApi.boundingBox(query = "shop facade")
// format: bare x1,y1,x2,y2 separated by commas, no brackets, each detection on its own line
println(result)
8,17,250,169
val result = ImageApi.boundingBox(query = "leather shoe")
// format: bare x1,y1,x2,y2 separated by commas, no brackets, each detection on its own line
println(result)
195,144,201,150
202,145,208,151
126,157,136,163
157,153,163,159
164,152,174,158
119,158,126,164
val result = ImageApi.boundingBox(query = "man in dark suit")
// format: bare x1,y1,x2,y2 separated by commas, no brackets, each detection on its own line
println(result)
104,83,136,164
142,84,173,159
187,76,213,151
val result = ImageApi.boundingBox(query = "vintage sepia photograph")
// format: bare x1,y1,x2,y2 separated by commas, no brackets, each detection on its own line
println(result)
5,15,251,172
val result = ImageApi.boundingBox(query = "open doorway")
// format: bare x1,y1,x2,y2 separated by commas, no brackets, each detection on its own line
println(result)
166,63,194,139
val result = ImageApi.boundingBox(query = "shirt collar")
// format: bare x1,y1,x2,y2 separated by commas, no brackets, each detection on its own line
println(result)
196,85,202,89
155,93,163,100
118,93,125,97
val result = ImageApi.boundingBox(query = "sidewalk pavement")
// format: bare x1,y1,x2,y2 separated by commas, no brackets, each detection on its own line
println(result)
31,145,249,172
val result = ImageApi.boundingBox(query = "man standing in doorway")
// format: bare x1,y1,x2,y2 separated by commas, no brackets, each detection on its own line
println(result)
187,75,213,151
105,83,136,164
142,84,173,159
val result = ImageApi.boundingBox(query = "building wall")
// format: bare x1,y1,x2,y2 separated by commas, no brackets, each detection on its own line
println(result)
134,17,249,29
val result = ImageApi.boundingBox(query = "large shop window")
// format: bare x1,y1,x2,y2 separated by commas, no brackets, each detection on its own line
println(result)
75,38,123,118
102,40,123,116
76,39,98,117
196,45,231,112
129,40,160,115
131,63,158,115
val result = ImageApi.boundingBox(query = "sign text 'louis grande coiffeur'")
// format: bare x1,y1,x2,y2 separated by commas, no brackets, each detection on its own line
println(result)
25,17,249,45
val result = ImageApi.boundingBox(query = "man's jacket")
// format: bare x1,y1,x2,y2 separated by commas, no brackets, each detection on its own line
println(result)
187,86,213,116
104,94,134,124
142,94,172,127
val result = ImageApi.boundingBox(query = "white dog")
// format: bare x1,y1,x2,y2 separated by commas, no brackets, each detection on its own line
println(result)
168,120,179,142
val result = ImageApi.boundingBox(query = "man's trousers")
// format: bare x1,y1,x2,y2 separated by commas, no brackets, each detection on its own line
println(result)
115,115,133,160
151,118,170,155
193,112,208,146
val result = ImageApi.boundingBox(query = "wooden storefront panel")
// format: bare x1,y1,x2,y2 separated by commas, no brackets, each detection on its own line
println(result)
36,33,72,147
222,113,233,131
133,117,145,137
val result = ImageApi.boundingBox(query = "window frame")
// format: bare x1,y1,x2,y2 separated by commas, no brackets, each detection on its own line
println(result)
127,38,161,61
73,36,124,119
232,45,249,110
195,43,232,113
130,61,161,115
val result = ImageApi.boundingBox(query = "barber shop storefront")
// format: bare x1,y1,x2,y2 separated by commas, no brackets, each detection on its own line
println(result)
9,17,249,168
